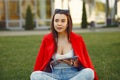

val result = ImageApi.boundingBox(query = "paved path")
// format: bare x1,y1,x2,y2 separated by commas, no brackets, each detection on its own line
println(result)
0,27,120,36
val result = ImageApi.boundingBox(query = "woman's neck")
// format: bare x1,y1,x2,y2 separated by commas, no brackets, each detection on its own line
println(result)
58,32,67,39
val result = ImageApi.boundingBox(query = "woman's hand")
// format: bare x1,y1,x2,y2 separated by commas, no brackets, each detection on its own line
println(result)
72,58,80,68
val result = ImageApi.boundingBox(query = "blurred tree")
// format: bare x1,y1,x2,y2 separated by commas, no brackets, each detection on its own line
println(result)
106,0,111,26
81,1,88,28
24,6,34,30
96,1,105,14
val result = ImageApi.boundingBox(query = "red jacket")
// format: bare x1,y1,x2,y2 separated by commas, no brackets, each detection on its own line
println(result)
34,32,98,80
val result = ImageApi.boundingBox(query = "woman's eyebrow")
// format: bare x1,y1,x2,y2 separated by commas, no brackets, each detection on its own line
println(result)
55,18,67,20
61,18,67,20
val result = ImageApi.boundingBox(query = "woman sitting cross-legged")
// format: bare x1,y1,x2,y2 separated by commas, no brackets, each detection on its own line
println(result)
30,9,98,80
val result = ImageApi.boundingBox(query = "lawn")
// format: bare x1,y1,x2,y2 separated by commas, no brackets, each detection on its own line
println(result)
0,31,120,80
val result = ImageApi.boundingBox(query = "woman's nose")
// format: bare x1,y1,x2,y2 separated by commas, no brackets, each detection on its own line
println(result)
57,21,62,25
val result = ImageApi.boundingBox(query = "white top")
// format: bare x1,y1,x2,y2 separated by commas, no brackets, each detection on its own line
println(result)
53,50,74,60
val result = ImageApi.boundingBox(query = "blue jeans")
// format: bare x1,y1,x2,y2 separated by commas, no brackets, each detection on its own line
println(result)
30,68,94,80
30,63,94,80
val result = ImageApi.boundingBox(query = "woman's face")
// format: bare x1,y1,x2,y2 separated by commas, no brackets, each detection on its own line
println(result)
54,14,68,33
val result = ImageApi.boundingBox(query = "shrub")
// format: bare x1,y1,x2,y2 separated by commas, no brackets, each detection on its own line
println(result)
24,6,35,30
81,1,88,29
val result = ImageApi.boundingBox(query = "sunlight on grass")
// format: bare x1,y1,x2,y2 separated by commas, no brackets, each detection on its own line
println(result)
0,32,120,80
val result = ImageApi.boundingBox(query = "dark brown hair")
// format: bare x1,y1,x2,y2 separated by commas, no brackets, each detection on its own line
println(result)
51,9,73,52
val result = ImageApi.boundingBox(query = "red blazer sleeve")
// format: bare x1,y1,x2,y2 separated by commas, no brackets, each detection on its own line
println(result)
34,38,46,71
80,37,98,80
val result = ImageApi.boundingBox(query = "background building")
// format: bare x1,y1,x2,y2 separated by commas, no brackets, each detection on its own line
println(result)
0,0,119,30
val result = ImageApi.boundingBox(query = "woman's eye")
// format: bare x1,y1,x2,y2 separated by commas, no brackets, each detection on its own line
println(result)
61,19,66,22
55,19,59,22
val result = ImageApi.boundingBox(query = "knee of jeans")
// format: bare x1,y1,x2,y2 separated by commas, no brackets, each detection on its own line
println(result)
83,68,94,79
30,71,43,80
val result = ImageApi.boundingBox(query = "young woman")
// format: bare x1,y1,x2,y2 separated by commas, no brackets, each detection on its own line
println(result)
30,9,98,80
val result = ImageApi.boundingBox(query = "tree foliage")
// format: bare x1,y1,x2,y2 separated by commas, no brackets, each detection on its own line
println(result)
96,1,105,14
81,1,87,28
24,6,34,30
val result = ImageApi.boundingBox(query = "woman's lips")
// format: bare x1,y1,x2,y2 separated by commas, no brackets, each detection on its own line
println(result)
57,27,62,30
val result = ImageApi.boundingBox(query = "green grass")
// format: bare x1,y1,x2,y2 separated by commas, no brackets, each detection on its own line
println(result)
0,31,120,80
